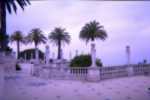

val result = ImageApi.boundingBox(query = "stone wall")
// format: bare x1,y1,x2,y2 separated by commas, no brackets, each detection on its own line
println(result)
0,52,16,99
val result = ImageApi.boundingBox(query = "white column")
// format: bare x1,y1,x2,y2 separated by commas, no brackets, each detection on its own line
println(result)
126,45,133,76
91,42,96,67
88,42,100,81
45,45,50,65
69,51,72,60
126,45,130,66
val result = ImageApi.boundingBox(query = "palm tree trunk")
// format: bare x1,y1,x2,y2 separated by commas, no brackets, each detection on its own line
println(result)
35,43,39,62
58,40,61,59
17,41,20,59
0,2,8,50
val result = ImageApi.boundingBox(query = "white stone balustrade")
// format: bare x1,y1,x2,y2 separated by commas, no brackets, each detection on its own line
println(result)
32,63,150,82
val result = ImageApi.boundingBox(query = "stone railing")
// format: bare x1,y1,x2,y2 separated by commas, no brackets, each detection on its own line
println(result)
0,52,16,99
0,52,16,73
32,63,150,81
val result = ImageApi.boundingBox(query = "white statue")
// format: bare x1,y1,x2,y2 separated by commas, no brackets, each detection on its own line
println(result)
45,45,50,65
91,42,96,67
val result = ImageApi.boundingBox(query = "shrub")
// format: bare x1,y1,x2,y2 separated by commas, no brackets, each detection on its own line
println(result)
70,54,91,67
16,63,21,71
70,54,103,67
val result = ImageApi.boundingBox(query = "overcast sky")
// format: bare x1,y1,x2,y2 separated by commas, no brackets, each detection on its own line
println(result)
7,1,150,66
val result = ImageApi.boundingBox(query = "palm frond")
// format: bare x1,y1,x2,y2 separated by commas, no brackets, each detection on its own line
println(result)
26,28,47,46
79,20,108,43
48,27,71,46
2,0,30,14
10,30,24,43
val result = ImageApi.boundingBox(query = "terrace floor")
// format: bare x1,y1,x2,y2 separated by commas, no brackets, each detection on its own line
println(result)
2,64,150,100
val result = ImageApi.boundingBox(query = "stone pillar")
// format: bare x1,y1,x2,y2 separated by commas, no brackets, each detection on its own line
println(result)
69,51,72,60
91,42,96,67
126,45,130,66
88,42,99,82
126,45,133,76
45,45,50,65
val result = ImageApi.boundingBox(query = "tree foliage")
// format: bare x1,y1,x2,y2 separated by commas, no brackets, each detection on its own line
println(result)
79,20,107,43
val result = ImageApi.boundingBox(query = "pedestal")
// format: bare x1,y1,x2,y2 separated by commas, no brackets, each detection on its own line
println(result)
88,69,100,82
127,66,134,76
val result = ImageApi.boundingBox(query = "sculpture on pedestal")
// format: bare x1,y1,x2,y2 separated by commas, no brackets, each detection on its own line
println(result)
91,43,96,67
45,45,50,65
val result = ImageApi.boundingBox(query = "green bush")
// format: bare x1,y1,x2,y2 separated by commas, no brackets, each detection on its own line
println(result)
70,54,103,67
70,54,91,67
16,63,21,71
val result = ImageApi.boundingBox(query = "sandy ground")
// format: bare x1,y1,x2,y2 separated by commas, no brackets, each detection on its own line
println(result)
1,63,150,100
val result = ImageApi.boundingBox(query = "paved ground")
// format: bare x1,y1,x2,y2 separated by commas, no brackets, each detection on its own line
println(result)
2,64,150,100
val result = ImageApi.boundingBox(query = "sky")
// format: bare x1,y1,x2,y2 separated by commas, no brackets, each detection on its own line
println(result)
7,1,150,66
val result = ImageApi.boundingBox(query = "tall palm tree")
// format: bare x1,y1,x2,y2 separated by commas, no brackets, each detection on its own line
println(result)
26,28,47,61
49,27,71,59
0,0,30,50
10,31,24,59
79,20,107,67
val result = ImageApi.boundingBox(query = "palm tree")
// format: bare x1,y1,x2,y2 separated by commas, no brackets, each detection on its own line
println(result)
49,27,71,59
0,0,30,50
26,28,47,61
10,31,24,59
79,20,107,67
